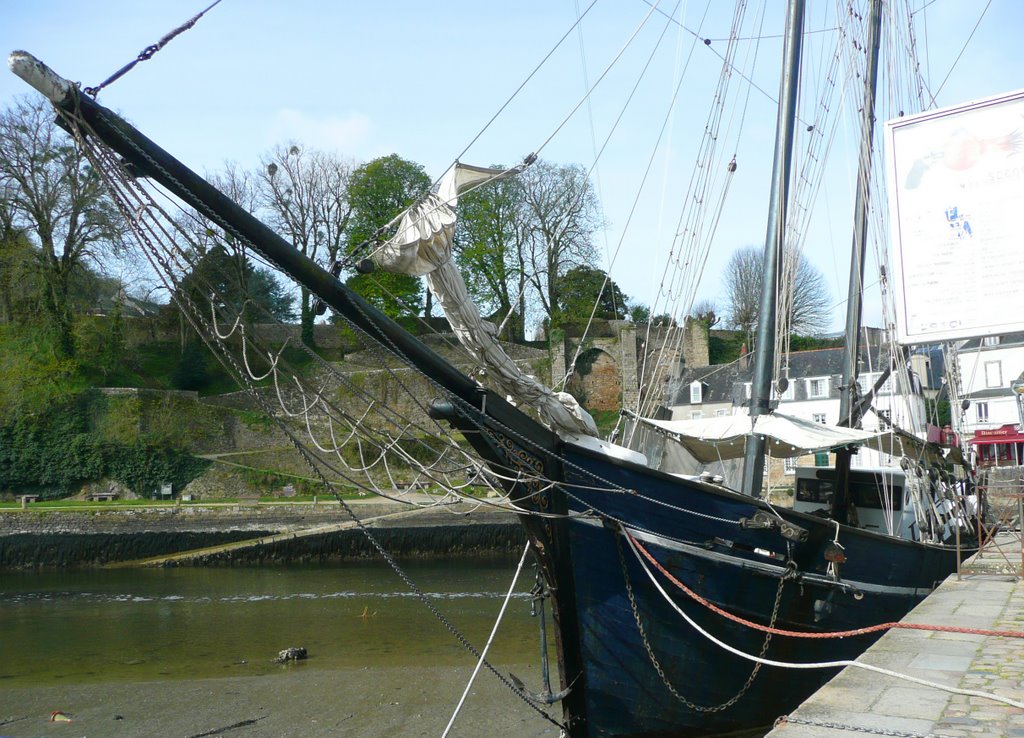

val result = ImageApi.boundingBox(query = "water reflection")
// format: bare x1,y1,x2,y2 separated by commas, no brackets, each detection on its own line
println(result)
0,558,538,686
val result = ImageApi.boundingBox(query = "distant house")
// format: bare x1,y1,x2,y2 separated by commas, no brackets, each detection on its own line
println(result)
89,287,162,319
955,333,1024,467
664,328,927,486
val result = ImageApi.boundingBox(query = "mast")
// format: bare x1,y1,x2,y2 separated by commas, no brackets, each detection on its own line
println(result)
832,0,884,524
740,0,806,497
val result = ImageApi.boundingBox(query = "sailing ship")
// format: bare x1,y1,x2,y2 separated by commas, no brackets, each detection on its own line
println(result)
9,1,982,735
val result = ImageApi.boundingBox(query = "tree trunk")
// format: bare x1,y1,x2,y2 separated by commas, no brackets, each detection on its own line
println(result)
42,265,75,358
300,287,316,348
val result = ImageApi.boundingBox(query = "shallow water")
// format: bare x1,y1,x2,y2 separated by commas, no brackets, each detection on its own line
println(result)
0,558,540,687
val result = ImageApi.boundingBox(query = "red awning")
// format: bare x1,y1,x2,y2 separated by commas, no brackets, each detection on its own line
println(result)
970,424,1024,445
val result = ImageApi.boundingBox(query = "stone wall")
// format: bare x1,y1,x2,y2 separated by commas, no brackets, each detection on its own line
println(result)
0,505,521,567
553,319,706,417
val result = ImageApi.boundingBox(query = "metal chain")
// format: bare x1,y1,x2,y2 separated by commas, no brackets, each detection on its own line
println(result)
63,103,566,732
774,715,958,738
616,531,785,713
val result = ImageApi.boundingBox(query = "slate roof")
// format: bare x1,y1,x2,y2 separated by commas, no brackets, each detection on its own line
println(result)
958,332,1024,351
667,328,906,408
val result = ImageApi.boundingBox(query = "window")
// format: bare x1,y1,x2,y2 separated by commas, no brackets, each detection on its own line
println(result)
807,377,828,398
689,381,702,404
743,382,752,399
982,336,1000,347
856,373,893,395
977,402,989,422
715,409,730,417
812,413,827,425
691,411,703,420
814,452,829,467
783,457,797,474
984,361,1002,389
878,409,891,424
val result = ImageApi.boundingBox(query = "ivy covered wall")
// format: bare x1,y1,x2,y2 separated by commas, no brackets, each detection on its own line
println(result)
0,390,215,499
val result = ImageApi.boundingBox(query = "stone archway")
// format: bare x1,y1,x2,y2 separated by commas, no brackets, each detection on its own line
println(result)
567,347,621,412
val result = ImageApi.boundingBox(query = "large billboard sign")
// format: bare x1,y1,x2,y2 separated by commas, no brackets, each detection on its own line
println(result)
886,88,1024,345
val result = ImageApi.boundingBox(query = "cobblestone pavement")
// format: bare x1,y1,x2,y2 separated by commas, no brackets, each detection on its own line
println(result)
768,533,1024,738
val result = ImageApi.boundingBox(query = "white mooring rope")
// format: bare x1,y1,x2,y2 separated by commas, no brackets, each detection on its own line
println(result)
442,540,533,737
624,532,1024,710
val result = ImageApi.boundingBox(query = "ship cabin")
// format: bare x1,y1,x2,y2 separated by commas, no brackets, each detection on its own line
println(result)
793,466,922,541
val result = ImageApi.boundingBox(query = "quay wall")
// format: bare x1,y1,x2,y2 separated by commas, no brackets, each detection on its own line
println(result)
0,504,523,568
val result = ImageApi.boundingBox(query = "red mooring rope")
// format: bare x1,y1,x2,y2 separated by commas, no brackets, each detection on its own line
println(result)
625,530,1024,640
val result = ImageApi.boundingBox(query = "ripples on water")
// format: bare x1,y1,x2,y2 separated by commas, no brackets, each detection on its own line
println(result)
0,559,540,686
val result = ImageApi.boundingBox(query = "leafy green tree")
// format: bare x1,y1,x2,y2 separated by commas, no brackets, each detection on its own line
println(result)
551,266,628,328
100,299,126,379
0,231,41,325
455,170,528,340
173,243,294,326
171,340,211,391
628,303,650,324
344,154,430,318
246,267,295,322
0,97,125,358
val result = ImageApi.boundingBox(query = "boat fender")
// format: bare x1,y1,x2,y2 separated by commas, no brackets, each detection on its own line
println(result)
427,398,457,420
823,540,846,564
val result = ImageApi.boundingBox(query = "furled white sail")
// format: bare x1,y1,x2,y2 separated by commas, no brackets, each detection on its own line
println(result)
637,412,886,463
372,163,600,437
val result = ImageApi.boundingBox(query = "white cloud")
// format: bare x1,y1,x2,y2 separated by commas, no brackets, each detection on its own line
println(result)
264,109,372,153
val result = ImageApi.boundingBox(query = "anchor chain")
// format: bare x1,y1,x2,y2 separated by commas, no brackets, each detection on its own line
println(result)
616,531,787,713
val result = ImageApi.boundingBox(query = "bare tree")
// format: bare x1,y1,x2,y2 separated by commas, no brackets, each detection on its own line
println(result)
259,143,354,346
0,96,125,357
520,161,601,330
723,245,831,336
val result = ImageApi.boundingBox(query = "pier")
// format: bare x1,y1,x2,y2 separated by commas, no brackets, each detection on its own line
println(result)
768,532,1024,737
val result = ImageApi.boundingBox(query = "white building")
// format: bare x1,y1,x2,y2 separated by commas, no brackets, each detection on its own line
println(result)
954,333,1024,468
956,333,1024,436
666,329,927,485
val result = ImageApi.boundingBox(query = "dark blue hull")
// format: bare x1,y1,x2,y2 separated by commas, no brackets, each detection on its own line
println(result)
553,444,964,737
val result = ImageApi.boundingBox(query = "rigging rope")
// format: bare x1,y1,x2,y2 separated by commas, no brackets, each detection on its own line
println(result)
84,0,224,97
442,540,534,738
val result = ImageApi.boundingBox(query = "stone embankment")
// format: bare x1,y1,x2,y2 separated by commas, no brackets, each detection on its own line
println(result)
0,499,522,568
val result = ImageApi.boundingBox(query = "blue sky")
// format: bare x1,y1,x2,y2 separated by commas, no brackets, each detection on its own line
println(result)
3,1,1023,332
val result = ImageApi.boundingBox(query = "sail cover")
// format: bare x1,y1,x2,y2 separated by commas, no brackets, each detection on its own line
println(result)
372,163,600,438
639,412,886,463
374,163,510,276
